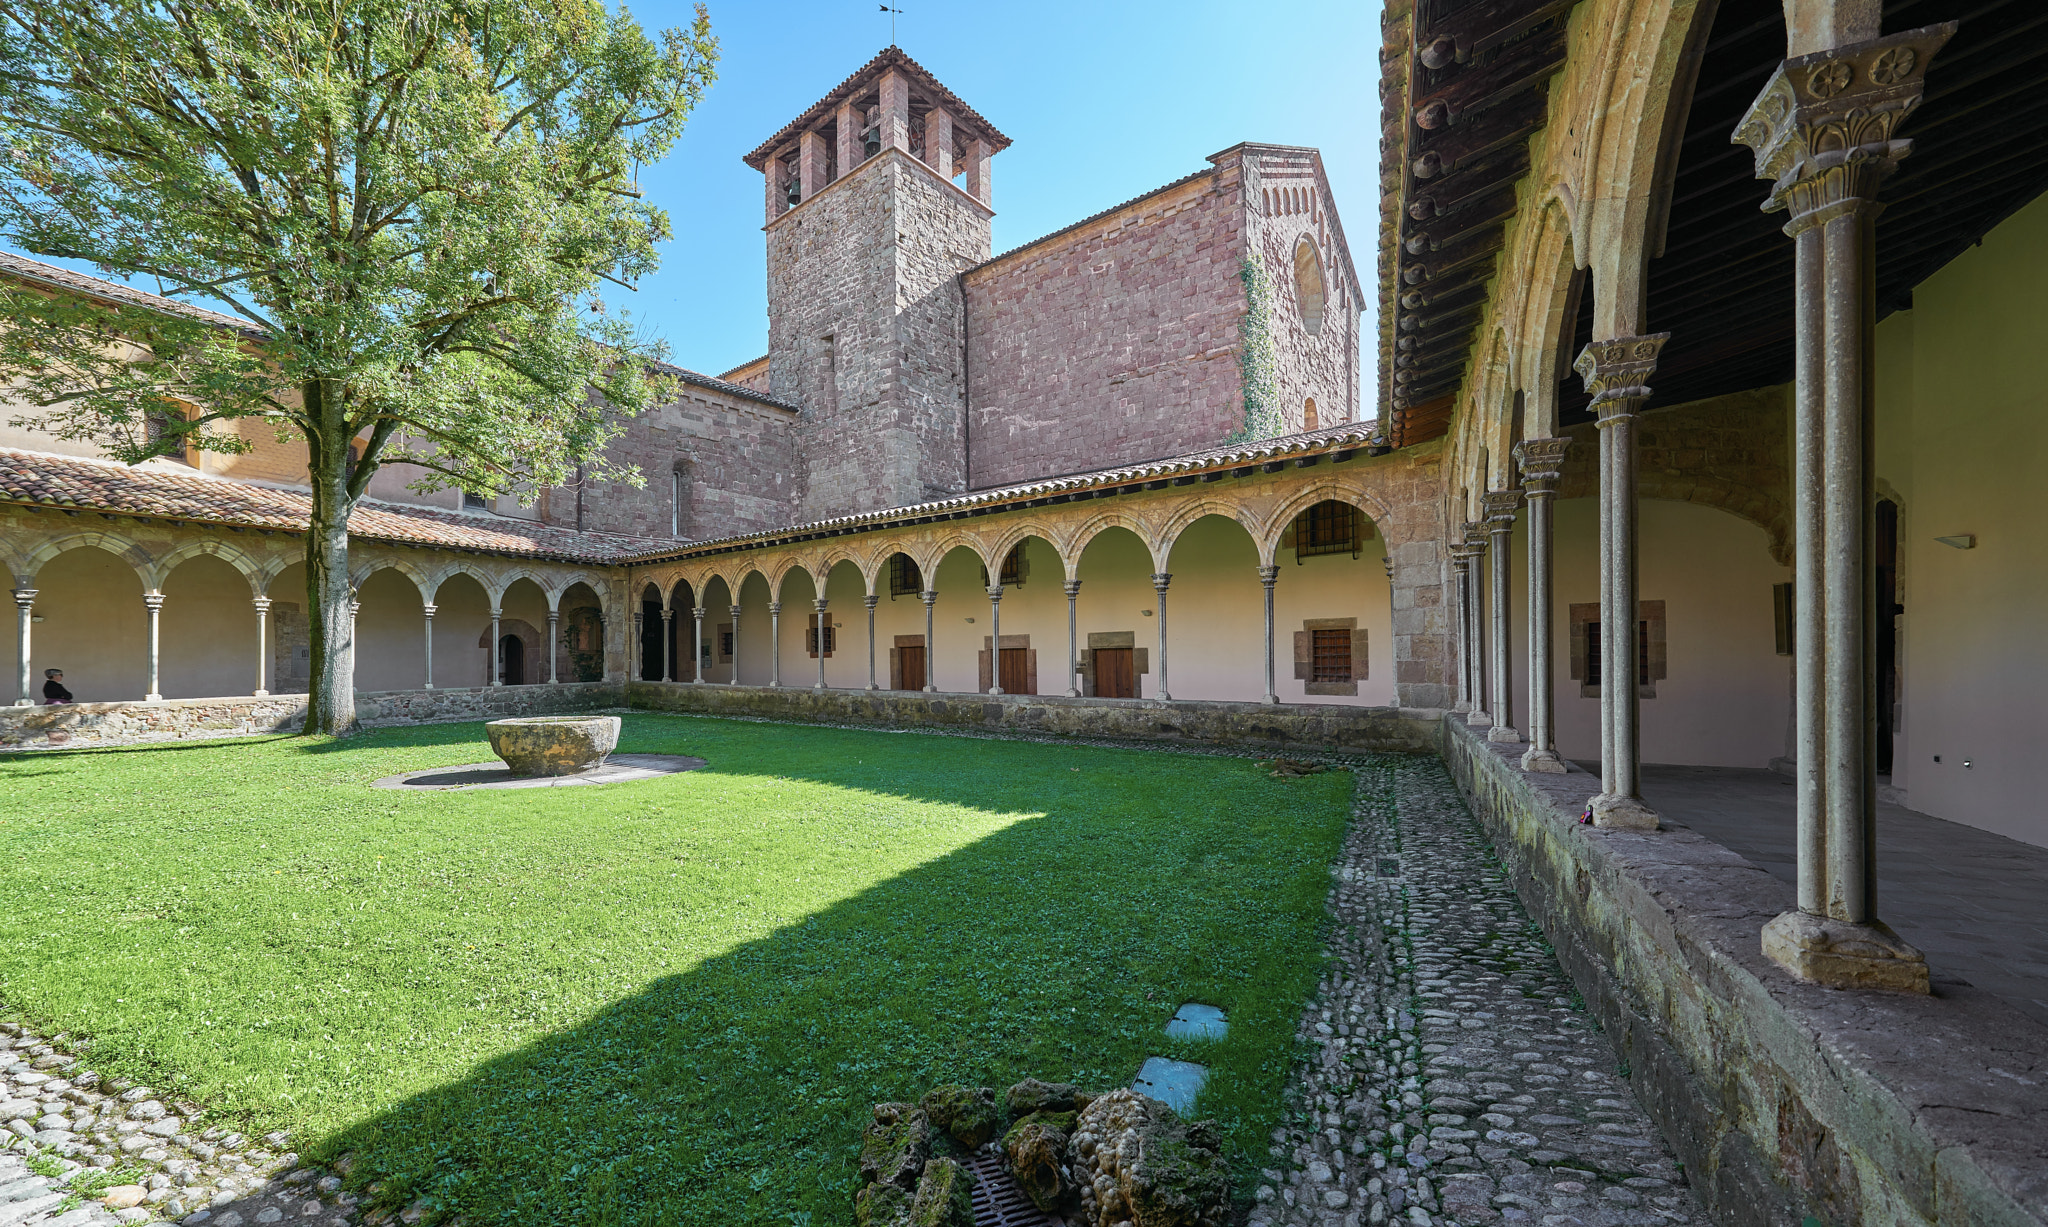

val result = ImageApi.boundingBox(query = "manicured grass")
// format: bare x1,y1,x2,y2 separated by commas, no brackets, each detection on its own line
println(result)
0,715,1355,1225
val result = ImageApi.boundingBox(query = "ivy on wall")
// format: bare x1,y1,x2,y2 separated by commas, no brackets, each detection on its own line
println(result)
1231,252,1283,442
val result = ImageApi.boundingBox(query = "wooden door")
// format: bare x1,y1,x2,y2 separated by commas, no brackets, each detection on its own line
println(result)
899,644,926,692
999,647,1033,695
1095,647,1134,698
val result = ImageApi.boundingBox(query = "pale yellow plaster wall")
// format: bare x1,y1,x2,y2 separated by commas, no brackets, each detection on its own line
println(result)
429,573,493,690
15,547,146,703
354,568,426,693
1872,193,2048,848
160,554,259,700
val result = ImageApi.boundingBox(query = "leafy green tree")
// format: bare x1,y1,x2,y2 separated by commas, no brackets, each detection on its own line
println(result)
0,0,716,732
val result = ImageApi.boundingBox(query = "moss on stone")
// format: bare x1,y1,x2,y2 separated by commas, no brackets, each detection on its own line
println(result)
907,1157,975,1227
1002,1110,1078,1212
858,1103,931,1192
919,1084,999,1148
854,1179,913,1227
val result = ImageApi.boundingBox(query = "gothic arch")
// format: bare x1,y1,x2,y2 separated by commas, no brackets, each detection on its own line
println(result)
20,531,153,585
1260,482,1394,561
147,537,265,595
1157,501,1267,567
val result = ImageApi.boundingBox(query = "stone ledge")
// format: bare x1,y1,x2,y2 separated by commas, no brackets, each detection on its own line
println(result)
627,681,1446,754
1439,717,2048,1227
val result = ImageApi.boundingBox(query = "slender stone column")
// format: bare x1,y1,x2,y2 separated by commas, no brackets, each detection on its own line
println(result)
252,596,272,696
1463,524,1491,727
13,588,35,706
769,601,782,688
422,603,437,690
658,608,675,682
1151,573,1171,701
813,599,829,690
1259,565,1280,704
864,594,880,690
1483,491,1522,742
1574,334,1669,829
547,609,561,684
920,590,937,692
1734,24,1950,991
143,592,165,701
691,606,706,683
729,604,743,684
1515,439,1571,772
490,606,503,686
986,585,1005,694
1063,579,1082,697
1449,548,1473,712
631,610,643,681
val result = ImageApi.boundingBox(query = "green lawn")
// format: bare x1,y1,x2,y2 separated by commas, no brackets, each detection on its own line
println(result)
0,714,1355,1225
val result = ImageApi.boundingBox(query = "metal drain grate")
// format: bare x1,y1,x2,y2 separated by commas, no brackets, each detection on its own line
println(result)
965,1150,1058,1226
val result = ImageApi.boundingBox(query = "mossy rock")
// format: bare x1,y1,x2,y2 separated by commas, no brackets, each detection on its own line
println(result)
1070,1089,1230,1227
1003,1110,1078,1212
854,1180,914,1227
859,1102,931,1191
919,1084,1000,1149
1005,1077,1082,1117
908,1157,976,1227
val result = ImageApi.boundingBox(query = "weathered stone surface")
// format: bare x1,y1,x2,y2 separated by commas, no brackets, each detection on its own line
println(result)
1761,910,1930,993
1069,1089,1229,1227
858,1103,931,1192
483,715,621,776
918,1085,998,1149
854,1179,914,1227
907,1157,975,1227
1003,1109,1076,1212
1004,1077,1081,1117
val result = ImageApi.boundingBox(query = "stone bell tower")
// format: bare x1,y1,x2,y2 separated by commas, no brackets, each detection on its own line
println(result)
744,47,1008,520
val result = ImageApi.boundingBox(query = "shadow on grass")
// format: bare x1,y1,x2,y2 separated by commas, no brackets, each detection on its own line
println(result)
194,717,1355,1227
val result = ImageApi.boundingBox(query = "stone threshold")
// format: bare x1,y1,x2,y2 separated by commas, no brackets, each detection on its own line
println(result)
1438,717,2048,1227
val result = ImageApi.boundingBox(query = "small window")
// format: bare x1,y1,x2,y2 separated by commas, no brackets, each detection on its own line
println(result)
462,491,488,510
671,464,691,538
979,546,1026,588
1293,500,1362,560
1570,601,1666,697
1293,237,1326,336
719,627,734,659
144,408,187,460
888,554,923,597
1311,628,1352,683
806,623,837,657
1304,397,1319,431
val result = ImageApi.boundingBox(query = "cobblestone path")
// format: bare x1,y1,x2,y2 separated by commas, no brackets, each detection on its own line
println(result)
1251,755,1709,1227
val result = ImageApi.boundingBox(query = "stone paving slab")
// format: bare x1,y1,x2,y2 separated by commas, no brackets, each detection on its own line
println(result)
1251,756,1708,1227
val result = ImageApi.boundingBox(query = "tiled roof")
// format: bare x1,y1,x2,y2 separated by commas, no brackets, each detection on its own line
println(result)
743,46,1011,170
627,421,1395,564
0,449,671,565
655,360,795,411
0,251,260,335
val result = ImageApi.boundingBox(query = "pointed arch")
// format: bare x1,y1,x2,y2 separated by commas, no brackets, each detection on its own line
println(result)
1157,501,1269,567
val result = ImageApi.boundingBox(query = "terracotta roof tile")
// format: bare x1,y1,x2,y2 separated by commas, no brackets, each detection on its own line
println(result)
0,251,259,334
743,46,1011,170
0,448,670,564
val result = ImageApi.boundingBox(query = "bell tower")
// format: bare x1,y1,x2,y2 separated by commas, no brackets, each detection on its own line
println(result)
744,48,1008,520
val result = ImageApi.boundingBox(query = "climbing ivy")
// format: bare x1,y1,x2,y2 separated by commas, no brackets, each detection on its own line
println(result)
1231,252,1285,443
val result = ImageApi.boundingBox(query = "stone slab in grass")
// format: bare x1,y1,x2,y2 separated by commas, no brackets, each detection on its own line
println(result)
1164,1002,1227,1040
1132,1056,1208,1114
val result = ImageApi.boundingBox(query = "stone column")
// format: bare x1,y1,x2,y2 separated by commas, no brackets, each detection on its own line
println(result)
547,609,561,684
878,70,910,153
1515,439,1571,772
1574,334,1670,829
920,590,938,692
252,596,272,696
490,607,503,686
986,585,1005,695
1449,547,1473,712
1064,578,1082,697
1151,573,1172,701
798,129,828,201
630,610,642,682
926,107,954,178
1734,24,1950,991
1259,565,1281,705
835,101,860,177
963,136,991,206
864,594,880,690
813,599,829,691
729,604,743,684
143,592,165,701
660,607,674,683
1463,524,1491,728
690,606,705,684
1484,491,1523,742
14,587,35,706
422,603,436,690
769,601,782,688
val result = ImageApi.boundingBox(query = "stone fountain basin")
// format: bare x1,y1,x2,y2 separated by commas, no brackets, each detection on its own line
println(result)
485,715,621,777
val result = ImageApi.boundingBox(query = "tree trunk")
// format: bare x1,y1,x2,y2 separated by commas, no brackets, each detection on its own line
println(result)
302,379,359,735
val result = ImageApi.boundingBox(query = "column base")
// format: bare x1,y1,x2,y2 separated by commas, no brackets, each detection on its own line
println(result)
14,698,34,707
866,683,878,691
1762,911,1930,994
1519,747,1567,774
1067,688,1080,698
144,694,164,703
253,689,269,697
1589,793,1659,831
1487,724,1522,743
1466,708,1492,727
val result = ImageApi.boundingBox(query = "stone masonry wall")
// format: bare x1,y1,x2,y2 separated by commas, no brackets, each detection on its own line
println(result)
1245,146,1365,432
962,160,1248,488
767,148,992,519
1440,717,2048,1227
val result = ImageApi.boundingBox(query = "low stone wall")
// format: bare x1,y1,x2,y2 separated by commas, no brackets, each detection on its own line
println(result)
1438,719,2048,1227
0,682,625,750
626,681,1445,753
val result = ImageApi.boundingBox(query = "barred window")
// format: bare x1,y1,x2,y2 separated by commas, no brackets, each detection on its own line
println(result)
806,624,836,656
1294,500,1360,559
1583,620,1651,689
720,629,734,658
888,554,922,597
1311,628,1352,683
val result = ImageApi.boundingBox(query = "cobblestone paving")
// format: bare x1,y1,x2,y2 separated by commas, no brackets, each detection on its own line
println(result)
1250,756,1710,1227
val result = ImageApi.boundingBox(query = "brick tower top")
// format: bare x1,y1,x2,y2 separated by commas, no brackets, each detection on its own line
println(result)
744,46,1010,222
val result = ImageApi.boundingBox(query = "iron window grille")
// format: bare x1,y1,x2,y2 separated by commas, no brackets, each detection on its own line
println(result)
1311,628,1352,683
1294,501,1361,560
889,554,923,597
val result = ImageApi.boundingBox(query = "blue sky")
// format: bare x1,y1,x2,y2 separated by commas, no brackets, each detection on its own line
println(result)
614,0,1384,376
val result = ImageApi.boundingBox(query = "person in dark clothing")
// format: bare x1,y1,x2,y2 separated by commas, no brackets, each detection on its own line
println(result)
42,668,71,704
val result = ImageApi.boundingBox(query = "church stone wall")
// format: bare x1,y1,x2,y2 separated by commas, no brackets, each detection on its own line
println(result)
962,161,1249,489
1245,147,1364,432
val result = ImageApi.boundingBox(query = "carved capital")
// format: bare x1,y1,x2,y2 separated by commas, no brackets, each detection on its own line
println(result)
1514,437,1571,491
1733,24,1955,224
1151,572,1172,593
861,595,877,611
1257,564,1280,586
691,606,706,619
1462,521,1488,552
1063,579,1082,597
143,593,166,613
1481,489,1523,527
13,587,37,609
1575,334,1669,421
769,601,783,614
813,598,829,613
420,602,435,618
986,585,1005,601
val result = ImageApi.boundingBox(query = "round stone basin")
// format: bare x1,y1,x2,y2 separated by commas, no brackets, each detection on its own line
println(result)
485,715,621,777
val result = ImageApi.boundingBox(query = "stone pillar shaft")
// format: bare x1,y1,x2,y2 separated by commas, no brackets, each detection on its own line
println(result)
14,588,34,706
1151,573,1171,701
422,603,436,691
1484,492,1522,741
143,592,165,701
985,585,1004,695
1464,525,1490,727
253,596,272,696
769,602,782,688
491,607,503,687
835,101,860,177
730,605,743,685
864,594,879,690
921,591,937,692
1259,564,1280,705
660,608,674,683
1516,439,1571,772
691,606,705,684
813,598,829,691
547,609,561,684
1449,553,1472,712
878,70,911,153
1063,579,1081,697
926,107,954,178
798,129,828,201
